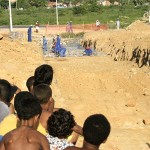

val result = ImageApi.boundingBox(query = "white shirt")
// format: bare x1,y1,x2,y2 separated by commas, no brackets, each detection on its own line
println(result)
96,20,100,26
0,101,9,123
46,134,74,150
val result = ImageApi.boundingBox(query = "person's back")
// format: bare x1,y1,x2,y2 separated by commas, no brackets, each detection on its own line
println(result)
1,126,48,150
0,93,50,150
65,114,111,150
33,84,54,129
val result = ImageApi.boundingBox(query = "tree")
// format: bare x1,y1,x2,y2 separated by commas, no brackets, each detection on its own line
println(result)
17,0,30,8
17,0,48,8
0,0,9,8
29,0,48,7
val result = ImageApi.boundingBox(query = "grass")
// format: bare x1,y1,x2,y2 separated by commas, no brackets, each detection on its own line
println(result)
0,5,149,28
61,32,85,38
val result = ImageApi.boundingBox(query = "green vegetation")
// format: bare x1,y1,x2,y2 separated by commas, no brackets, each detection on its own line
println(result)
61,32,85,38
0,4,149,28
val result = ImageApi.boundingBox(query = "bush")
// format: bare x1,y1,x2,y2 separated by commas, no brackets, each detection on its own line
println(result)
60,32,85,38
0,8,4,14
73,6,86,15
0,17,9,25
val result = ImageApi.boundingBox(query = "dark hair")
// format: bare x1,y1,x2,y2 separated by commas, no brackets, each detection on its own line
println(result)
34,64,53,87
0,79,11,103
83,114,111,146
14,91,42,120
14,91,34,112
47,108,76,138
33,84,52,104
26,76,35,91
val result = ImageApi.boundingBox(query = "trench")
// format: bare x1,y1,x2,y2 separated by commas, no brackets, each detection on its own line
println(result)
41,37,106,58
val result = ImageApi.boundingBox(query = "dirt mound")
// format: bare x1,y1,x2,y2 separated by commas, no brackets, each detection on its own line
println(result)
83,21,150,68
0,36,44,89
0,34,3,40
126,20,150,31
0,21,150,150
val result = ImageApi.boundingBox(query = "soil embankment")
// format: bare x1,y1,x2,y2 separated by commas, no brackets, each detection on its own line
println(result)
83,21,150,68
0,21,150,150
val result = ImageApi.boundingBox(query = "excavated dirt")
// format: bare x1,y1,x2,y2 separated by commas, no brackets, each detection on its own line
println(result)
0,21,150,150
83,20,150,68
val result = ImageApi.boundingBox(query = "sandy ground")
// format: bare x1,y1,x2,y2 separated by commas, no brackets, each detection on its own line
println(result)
0,21,150,150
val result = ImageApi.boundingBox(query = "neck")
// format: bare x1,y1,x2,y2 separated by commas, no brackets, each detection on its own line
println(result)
41,104,49,111
19,119,34,128
83,140,99,150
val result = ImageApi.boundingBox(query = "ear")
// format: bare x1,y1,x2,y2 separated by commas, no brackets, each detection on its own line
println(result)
49,97,52,102
35,114,40,120
102,139,107,143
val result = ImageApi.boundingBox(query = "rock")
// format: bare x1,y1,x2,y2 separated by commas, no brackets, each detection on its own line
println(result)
0,34,3,40
143,119,150,125
125,100,136,107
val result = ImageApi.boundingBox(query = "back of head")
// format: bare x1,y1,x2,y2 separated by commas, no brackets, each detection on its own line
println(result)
14,91,42,120
26,76,35,92
83,114,111,146
0,79,11,103
33,84,52,104
34,64,53,87
47,108,75,138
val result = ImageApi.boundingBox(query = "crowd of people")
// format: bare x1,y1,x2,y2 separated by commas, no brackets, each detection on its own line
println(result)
0,64,111,150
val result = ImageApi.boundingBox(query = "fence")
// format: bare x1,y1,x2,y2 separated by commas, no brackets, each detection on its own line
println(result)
45,23,109,35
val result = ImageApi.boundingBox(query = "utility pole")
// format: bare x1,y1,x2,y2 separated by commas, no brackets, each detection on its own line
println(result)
16,0,17,9
56,0,59,25
9,0,13,32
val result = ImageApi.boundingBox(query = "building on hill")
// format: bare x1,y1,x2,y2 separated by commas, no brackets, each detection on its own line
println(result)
97,0,111,6
47,2,67,8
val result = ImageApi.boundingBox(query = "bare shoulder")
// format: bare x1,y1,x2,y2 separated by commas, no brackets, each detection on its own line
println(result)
3,126,47,143
40,111,52,128
27,127,47,140
1,127,49,150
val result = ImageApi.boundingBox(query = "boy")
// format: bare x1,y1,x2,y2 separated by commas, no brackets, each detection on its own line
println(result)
33,84,82,143
0,92,47,136
0,95,50,150
65,114,111,150
26,76,35,92
0,79,19,121
33,84,54,129
34,64,53,87
46,108,76,149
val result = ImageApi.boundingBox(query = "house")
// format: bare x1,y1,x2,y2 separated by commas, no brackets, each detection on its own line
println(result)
48,2,67,8
97,0,111,6
102,0,111,6
114,1,120,5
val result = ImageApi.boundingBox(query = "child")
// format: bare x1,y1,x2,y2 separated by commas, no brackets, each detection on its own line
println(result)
0,91,47,136
0,79,20,121
46,108,76,149
0,95,50,150
33,84,82,144
26,76,35,93
34,64,53,87
33,84,55,129
65,114,111,150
